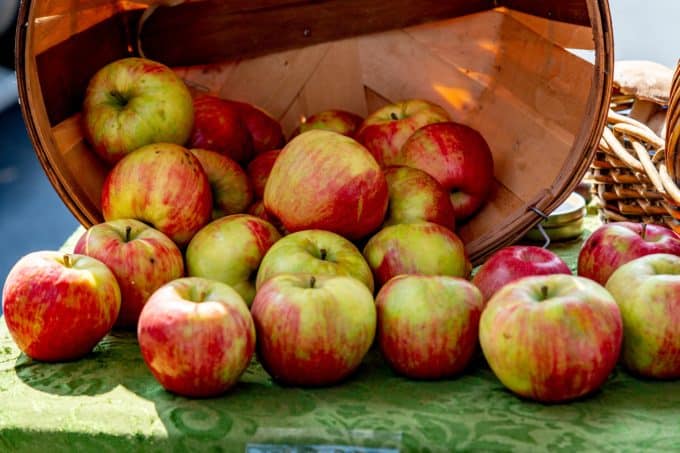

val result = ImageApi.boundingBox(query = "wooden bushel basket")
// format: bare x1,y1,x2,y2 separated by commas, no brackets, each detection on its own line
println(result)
15,0,613,264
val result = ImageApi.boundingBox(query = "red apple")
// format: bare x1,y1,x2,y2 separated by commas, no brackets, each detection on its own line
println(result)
82,57,194,164
606,254,680,379
363,222,471,288
224,100,285,155
186,214,281,306
290,109,364,139
472,245,571,304
383,166,455,231
479,274,623,403
101,142,213,247
392,122,495,220
578,222,680,286
251,274,376,386
189,94,253,164
376,275,483,379
264,130,388,241
2,251,121,361
190,148,253,219
246,149,280,199
137,277,255,397
355,99,451,166
74,219,185,329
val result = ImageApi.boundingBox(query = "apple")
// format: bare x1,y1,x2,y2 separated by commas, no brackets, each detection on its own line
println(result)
363,222,471,288
391,122,495,220
606,254,680,379
137,277,255,397
375,275,483,379
354,99,451,166
290,109,364,139
186,214,281,306
102,143,213,247
383,166,455,231
2,251,121,361
479,274,622,403
190,148,253,219
578,222,680,286
251,273,376,386
246,149,280,199
224,100,285,155
74,219,185,329
472,245,571,304
264,130,388,241
189,94,254,164
82,57,194,164
256,229,374,293
247,200,280,227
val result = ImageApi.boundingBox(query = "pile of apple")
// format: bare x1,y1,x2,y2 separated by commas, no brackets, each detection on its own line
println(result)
3,57,679,402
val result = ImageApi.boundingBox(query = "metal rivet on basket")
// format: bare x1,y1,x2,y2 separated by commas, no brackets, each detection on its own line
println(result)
303,28,311,37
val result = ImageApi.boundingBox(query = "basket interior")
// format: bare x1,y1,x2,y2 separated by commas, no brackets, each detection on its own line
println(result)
19,1,610,264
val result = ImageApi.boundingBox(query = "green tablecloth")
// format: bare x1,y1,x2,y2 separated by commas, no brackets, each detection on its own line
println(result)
1,221,679,452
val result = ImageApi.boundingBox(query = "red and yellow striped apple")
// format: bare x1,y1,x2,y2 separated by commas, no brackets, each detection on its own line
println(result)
82,57,194,164
74,219,184,329
224,100,285,155
247,149,280,199
186,214,281,306
383,166,455,231
479,274,623,403
2,251,121,361
264,130,388,241
251,274,376,386
101,143,213,247
376,275,483,379
392,122,495,221
291,109,364,139
606,254,680,379
355,99,451,166
256,229,374,293
137,277,255,398
363,222,470,288
190,148,253,219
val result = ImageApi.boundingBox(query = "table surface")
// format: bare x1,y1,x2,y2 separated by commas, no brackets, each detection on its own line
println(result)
1,221,679,452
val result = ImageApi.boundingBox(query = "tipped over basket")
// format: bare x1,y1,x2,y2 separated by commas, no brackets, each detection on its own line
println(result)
16,0,613,264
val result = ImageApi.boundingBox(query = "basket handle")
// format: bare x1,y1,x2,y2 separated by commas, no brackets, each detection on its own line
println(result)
665,61,680,183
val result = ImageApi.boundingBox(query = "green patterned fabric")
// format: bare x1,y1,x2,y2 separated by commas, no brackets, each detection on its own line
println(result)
0,220,678,452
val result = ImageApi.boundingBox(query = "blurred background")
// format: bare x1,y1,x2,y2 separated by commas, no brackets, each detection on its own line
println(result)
0,1,678,294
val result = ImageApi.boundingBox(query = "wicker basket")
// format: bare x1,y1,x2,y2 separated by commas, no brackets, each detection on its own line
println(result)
15,1,613,264
588,63,680,233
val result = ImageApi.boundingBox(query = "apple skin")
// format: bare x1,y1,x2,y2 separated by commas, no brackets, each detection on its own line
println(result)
264,130,388,241
354,99,451,166
577,222,680,286
290,109,364,139
472,245,571,304
137,277,255,398
391,122,495,220
190,148,253,219
189,94,254,164
251,274,376,386
246,149,280,199
74,219,185,330
256,229,374,293
82,57,194,164
186,214,281,306
383,166,456,231
101,142,213,247
2,251,121,362
363,222,471,288
376,275,483,379
606,254,680,379
223,100,285,155
479,274,623,403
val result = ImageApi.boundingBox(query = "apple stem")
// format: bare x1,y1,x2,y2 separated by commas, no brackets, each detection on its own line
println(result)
63,254,73,268
320,248,327,260
125,225,132,243
390,112,398,120
310,276,316,289
540,285,549,300
641,223,647,240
